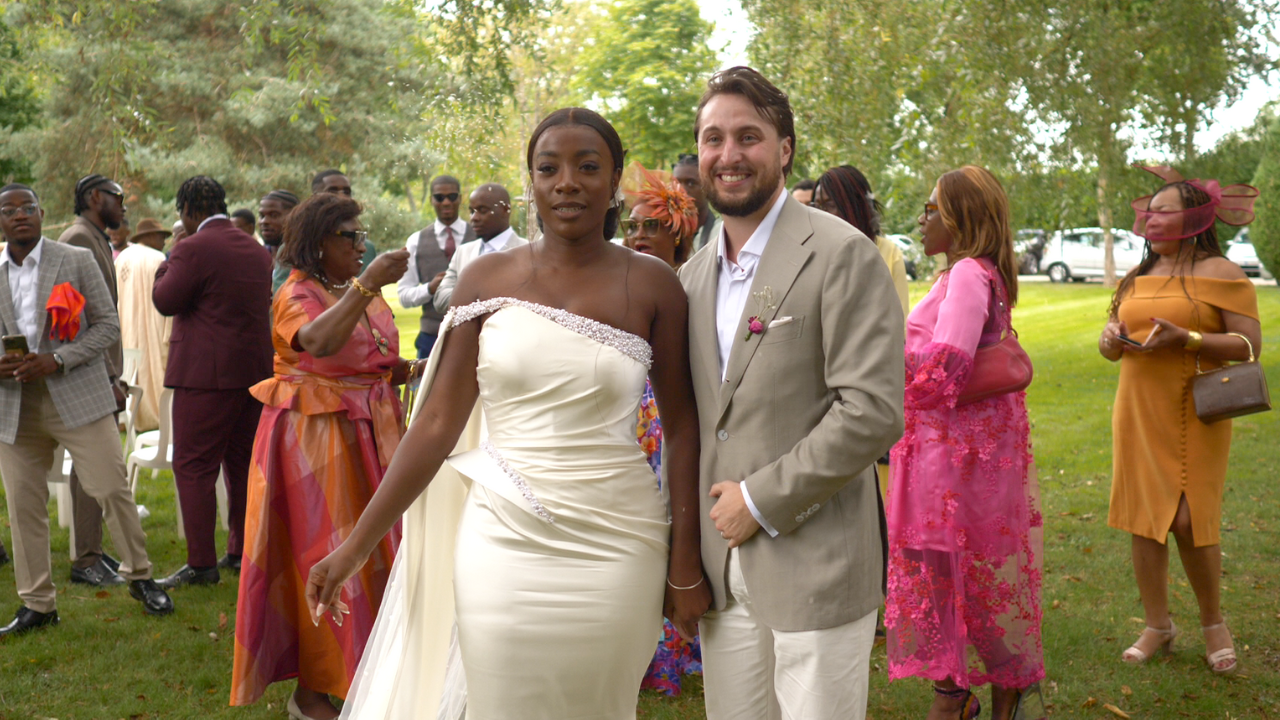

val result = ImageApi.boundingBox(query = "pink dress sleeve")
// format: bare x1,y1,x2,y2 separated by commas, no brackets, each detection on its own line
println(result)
904,259,991,411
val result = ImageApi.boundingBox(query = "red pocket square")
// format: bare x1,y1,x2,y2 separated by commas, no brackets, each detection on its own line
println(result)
46,282,86,342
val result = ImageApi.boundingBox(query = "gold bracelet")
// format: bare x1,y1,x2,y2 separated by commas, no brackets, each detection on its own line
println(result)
1184,330,1203,352
350,277,378,298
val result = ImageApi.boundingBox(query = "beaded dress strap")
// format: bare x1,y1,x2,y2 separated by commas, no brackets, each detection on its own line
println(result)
450,297,653,369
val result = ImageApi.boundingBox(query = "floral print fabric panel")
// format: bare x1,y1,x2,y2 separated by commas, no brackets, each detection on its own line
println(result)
886,258,1044,690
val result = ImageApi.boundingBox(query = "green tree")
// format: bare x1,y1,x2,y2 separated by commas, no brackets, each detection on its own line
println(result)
1250,116,1280,277
570,0,717,168
1,0,555,244
0,16,39,184
744,0,1034,234
1020,0,1273,286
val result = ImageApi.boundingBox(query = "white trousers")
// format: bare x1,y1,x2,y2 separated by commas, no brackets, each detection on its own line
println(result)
700,548,878,720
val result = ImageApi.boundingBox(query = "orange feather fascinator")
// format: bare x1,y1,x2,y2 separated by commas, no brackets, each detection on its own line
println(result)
621,162,699,241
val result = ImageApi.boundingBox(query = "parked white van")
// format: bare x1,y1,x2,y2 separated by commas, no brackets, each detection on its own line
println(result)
1040,227,1144,282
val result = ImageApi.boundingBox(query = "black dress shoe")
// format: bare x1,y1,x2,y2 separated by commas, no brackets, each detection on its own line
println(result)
101,553,121,572
217,554,242,573
129,579,174,616
156,564,219,589
0,606,59,637
70,558,126,587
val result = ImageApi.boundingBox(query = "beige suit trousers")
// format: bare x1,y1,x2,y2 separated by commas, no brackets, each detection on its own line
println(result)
0,381,151,613
700,548,878,720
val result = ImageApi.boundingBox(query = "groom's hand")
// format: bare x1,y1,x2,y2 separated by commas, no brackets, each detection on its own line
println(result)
709,481,760,548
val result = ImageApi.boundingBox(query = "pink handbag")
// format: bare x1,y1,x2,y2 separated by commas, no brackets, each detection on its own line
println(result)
957,264,1033,406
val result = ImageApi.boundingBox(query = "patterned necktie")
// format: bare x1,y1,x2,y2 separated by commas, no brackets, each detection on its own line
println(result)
443,226,456,259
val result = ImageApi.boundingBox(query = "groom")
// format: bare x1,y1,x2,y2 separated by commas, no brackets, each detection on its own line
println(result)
680,67,905,719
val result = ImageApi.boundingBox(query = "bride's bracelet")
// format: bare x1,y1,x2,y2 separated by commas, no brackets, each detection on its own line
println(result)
667,576,705,591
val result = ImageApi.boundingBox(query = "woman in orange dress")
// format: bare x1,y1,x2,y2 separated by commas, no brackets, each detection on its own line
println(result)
1100,168,1261,676
231,193,417,719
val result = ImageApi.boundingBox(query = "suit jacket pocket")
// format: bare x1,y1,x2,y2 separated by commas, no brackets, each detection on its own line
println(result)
760,315,803,345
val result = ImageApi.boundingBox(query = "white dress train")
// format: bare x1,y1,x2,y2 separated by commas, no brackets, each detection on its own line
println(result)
343,299,669,720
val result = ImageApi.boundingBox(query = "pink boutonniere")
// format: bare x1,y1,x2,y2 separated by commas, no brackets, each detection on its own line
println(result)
743,286,776,341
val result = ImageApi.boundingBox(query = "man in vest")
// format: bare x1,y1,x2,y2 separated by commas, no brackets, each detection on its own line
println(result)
396,174,475,359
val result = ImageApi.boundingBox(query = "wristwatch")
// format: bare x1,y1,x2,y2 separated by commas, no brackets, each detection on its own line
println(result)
52,352,65,373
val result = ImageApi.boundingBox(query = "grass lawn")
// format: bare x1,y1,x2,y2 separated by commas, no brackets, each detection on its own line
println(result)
0,280,1277,719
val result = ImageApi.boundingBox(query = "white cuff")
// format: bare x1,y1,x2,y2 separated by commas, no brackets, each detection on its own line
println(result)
740,482,779,538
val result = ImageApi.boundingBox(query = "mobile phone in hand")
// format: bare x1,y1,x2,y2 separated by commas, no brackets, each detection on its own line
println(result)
1116,334,1143,347
2,334,29,357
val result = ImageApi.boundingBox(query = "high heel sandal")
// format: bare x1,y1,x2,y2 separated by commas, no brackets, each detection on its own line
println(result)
1008,682,1047,720
1121,622,1177,664
934,684,981,719
1202,622,1239,675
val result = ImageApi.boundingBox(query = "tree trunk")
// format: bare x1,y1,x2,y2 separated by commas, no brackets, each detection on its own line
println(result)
1097,160,1116,288
405,178,417,214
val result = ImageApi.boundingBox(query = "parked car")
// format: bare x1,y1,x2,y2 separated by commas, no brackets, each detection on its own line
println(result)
885,234,919,280
1040,227,1144,282
1226,228,1274,280
1015,229,1048,274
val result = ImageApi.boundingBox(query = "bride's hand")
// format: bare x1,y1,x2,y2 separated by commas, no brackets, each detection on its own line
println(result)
664,575,712,642
306,543,364,626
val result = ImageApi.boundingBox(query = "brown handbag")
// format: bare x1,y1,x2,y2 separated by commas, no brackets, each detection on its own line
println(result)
1191,333,1271,424
957,266,1034,406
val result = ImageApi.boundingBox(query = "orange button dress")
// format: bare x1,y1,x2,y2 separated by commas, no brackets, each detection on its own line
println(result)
1108,276,1259,546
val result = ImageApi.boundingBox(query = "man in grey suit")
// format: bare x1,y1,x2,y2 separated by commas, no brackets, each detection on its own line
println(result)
431,183,527,314
397,174,475,358
0,184,172,636
680,68,904,719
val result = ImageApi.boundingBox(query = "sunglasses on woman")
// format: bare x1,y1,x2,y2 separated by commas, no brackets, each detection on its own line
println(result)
334,230,369,247
620,218,662,238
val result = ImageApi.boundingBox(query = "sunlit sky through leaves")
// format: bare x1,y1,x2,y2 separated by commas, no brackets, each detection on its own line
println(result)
694,0,1277,158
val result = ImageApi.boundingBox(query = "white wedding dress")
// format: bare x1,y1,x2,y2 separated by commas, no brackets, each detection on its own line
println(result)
342,298,669,720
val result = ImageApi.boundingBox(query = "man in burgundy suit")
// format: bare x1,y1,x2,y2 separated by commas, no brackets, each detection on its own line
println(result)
152,176,273,587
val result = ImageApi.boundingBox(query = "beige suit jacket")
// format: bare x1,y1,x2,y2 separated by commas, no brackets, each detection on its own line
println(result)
432,232,528,314
679,195,905,632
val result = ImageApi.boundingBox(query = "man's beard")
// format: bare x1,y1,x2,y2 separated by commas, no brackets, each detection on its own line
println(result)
703,163,783,218
262,234,282,248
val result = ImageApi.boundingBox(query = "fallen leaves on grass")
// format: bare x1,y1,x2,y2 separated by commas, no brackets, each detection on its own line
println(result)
1103,704,1131,718
94,590,109,599
1120,685,1132,696
1082,696,1097,708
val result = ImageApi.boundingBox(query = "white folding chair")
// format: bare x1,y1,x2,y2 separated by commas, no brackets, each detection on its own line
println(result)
121,348,140,386
126,388,227,538
46,446,77,560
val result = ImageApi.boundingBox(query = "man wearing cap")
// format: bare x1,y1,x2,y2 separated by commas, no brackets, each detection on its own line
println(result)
54,173,129,588
115,218,172,431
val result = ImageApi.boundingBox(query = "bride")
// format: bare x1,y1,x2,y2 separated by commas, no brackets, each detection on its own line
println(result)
305,107,711,719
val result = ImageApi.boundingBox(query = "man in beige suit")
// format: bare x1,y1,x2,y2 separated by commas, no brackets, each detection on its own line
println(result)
680,67,905,720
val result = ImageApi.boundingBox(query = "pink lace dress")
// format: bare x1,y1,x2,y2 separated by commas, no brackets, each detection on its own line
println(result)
885,258,1044,690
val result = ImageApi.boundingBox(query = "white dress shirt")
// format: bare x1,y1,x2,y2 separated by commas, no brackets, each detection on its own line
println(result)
714,189,788,538
196,214,229,233
479,227,515,255
397,219,470,308
433,218,468,251
3,237,45,353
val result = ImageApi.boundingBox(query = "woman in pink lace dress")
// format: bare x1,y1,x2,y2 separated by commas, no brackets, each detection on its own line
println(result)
886,166,1044,720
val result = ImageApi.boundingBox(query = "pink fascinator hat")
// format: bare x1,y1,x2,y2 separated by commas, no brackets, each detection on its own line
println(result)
1131,165,1259,242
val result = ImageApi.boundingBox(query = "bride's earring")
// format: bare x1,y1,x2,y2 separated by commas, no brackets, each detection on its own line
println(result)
611,186,624,209
319,250,325,259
